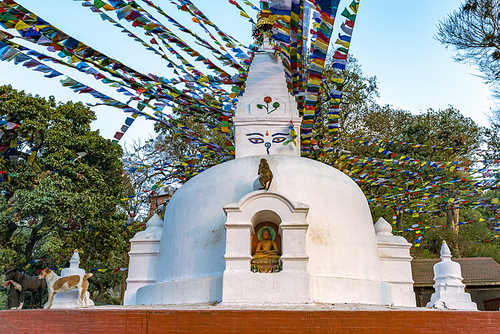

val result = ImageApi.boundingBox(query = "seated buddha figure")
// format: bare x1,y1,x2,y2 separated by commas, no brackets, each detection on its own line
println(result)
251,227,281,273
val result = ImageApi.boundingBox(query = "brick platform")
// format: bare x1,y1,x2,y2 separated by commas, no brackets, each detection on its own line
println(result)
2,309,500,333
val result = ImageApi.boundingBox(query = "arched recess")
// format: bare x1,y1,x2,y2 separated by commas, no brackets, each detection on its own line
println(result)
251,210,282,256
222,190,311,304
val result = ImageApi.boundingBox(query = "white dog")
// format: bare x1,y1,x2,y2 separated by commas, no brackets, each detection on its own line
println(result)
38,268,93,309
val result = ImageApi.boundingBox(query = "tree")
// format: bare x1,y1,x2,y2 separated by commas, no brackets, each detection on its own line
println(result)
436,0,500,99
315,55,379,142
0,85,129,304
122,95,231,221
315,57,484,252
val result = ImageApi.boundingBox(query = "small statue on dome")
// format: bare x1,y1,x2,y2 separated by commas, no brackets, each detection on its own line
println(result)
258,158,273,190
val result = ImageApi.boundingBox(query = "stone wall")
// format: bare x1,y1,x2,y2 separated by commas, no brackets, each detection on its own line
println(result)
2,309,500,333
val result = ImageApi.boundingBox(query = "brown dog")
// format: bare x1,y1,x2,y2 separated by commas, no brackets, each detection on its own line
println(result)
38,268,93,309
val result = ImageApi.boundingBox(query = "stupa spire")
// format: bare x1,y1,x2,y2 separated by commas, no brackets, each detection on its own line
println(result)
233,34,302,158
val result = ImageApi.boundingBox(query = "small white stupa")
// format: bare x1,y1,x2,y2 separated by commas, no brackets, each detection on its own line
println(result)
48,250,94,309
426,242,477,310
123,213,163,305
124,35,415,306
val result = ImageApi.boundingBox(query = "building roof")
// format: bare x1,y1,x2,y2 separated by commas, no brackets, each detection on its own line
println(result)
412,257,500,287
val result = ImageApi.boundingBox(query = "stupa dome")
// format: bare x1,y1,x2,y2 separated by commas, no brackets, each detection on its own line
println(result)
135,154,397,305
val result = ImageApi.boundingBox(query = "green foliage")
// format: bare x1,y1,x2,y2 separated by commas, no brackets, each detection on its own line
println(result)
437,0,500,100
314,56,498,260
0,85,129,307
123,95,231,220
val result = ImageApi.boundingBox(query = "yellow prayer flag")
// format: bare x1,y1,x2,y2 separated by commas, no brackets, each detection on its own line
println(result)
335,39,350,49
35,25,50,31
331,78,343,85
240,11,251,19
14,21,30,31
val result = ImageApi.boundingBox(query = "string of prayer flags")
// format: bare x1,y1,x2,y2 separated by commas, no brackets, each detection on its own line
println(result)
2,0,237,120
228,0,256,23
115,0,243,73
243,0,260,11
479,218,500,243
347,134,484,154
82,0,244,93
1,40,233,158
327,1,359,145
281,120,298,146
29,267,128,274
0,1,161,94
301,0,341,155
112,115,138,143
394,217,497,233
175,0,246,52
289,0,301,95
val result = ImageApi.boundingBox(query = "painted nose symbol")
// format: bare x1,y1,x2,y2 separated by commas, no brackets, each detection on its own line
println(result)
265,142,271,154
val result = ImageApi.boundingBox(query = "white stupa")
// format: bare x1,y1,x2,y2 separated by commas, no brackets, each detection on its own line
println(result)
124,37,415,307
426,242,477,310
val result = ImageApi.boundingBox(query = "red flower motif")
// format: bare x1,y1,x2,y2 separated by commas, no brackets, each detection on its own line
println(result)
264,96,272,103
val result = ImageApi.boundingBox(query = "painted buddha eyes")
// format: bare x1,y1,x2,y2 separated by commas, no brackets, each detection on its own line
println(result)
248,136,286,144
246,132,289,154
272,136,286,143
248,137,264,144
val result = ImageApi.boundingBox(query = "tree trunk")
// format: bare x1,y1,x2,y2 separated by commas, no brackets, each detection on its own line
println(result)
446,190,460,257
120,253,129,305
395,194,411,231
22,226,40,264
446,206,460,236
91,279,105,303
396,209,404,231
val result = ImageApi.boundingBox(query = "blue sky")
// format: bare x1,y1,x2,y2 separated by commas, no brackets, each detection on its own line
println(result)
0,0,493,149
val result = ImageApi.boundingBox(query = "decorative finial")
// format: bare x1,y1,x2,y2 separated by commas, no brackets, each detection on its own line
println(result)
69,249,81,269
374,217,393,236
440,241,452,261
146,213,164,228
252,10,273,39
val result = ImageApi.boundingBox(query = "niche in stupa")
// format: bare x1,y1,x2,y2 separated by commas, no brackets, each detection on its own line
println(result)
251,222,282,273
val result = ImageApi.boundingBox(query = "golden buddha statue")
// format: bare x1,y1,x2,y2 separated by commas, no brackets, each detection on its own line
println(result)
251,227,281,273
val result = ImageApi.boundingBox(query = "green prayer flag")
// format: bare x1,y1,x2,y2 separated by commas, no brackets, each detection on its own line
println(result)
94,0,106,9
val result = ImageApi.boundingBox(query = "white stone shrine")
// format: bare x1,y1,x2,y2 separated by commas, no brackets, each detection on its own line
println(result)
124,37,415,307
426,242,477,310
48,250,94,309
